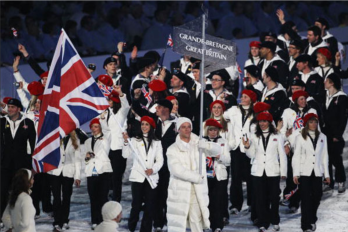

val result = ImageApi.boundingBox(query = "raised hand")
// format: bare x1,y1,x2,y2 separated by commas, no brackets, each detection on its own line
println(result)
131,46,138,60
13,56,20,71
276,9,285,24
18,43,29,57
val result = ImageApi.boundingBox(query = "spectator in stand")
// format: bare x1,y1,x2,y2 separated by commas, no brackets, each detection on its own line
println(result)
120,3,151,48
64,20,88,55
24,16,46,61
338,12,348,27
216,2,258,40
78,16,105,55
141,8,172,50
97,8,125,54
256,1,279,35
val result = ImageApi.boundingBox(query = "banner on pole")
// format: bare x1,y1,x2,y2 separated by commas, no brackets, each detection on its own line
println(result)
172,16,237,73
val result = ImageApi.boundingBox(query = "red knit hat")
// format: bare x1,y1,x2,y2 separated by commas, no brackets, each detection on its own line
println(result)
254,102,271,113
141,116,156,129
242,89,257,103
98,74,113,87
3,97,12,104
303,113,318,126
89,118,100,128
257,112,273,122
317,48,331,61
40,71,49,79
292,90,309,102
28,81,44,96
210,100,226,112
205,118,222,129
148,79,167,92
107,90,120,103
166,96,176,101
249,41,261,48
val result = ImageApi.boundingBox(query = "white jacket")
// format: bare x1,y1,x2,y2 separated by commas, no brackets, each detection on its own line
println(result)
122,138,163,184
13,71,29,93
48,137,82,180
223,105,254,153
100,94,130,151
201,137,231,181
166,134,210,232
246,133,287,177
84,121,112,177
95,220,119,232
280,107,317,148
2,192,36,232
292,133,329,178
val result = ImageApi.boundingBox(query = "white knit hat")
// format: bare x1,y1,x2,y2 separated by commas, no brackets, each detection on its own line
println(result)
101,201,122,221
176,117,192,131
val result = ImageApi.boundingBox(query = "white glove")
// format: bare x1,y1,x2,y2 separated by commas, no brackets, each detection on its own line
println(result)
198,140,209,150
198,175,205,184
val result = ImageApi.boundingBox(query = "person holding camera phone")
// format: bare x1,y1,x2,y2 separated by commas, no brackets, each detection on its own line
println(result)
223,89,257,215
84,118,112,230
243,112,287,232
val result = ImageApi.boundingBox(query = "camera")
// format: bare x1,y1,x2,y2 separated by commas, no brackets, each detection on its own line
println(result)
88,63,96,71
85,152,95,162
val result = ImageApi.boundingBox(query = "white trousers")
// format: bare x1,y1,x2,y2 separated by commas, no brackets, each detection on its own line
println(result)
188,185,203,232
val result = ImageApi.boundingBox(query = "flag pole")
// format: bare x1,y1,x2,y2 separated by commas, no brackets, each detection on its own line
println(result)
199,9,206,175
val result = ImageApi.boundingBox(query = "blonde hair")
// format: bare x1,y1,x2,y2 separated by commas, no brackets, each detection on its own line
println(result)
29,95,38,111
60,130,79,150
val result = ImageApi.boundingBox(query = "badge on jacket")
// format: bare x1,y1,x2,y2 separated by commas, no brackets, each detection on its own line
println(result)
311,80,316,83
273,138,277,141
23,125,28,129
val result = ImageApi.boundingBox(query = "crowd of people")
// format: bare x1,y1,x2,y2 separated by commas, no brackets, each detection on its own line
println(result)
2,1,348,65
1,2,348,232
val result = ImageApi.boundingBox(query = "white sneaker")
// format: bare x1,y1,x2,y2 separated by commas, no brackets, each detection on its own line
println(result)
273,224,280,231
230,208,239,215
338,182,346,193
154,227,162,232
62,223,70,230
259,227,267,232
53,225,62,232
214,228,222,232
91,224,97,230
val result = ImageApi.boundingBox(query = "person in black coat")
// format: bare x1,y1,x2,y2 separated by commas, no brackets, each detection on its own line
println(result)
153,99,177,231
204,71,237,120
287,40,302,94
322,73,348,193
261,66,289,123
258,41,290,90
0,98,36,217
295,54,325,105
314,17,338,64
303,26,328,68
168,70,191,118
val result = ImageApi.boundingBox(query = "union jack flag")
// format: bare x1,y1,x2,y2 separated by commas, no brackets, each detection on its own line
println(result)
141,84,152,103
98,83,113,97
167,34,173,48
285,185,299,200
11,27,17,37
206,157,215,177
293,113,304,130
32,29,109,172
34,110,40,123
